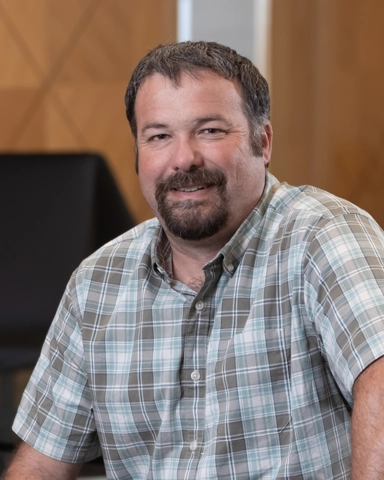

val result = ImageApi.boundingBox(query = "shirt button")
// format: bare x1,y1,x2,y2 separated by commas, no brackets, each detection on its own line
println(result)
190,440,197,451
195,300,204,311
191,370,201,382
228,263,234,272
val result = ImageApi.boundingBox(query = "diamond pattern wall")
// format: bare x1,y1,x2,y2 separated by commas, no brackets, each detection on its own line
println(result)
0,0,177,221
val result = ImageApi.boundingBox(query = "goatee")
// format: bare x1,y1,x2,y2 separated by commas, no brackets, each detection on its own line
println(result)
155,168,228,240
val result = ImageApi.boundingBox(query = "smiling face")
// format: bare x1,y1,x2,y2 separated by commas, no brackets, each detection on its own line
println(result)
135,70,272,244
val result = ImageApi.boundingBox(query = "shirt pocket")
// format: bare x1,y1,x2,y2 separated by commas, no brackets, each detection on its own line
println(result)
213,327,291,441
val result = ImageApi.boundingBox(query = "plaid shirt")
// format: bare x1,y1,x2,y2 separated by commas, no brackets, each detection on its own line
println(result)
14,173,384,479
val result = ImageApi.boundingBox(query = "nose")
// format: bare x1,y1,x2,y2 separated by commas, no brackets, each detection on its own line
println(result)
171,136,203,172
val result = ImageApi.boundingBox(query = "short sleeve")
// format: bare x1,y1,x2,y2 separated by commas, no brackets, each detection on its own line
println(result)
304,213,384,403
12,276,101,463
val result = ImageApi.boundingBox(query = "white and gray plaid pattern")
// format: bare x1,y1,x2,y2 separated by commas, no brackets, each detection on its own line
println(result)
14,173,384,479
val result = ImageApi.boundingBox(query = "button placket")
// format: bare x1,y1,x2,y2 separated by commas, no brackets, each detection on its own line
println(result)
191,370,200,382
195,300,204,311
189,440,197,452
182,297,209,467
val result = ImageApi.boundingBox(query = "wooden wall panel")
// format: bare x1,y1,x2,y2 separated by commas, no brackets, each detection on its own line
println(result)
270,0,384,227
0,0,177,222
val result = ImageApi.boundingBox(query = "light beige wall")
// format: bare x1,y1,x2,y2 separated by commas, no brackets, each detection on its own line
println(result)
0,0,177,222
270,0,384,227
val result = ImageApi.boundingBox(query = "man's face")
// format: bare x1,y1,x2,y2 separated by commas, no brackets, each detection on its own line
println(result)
135,70,271,241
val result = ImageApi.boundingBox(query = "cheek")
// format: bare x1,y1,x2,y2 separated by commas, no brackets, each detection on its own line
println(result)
138,152,156,183
138,148,166,180
138,167,156,201
139,178,159,216
230,157,265,191
139,172,154,193
138,159,166,213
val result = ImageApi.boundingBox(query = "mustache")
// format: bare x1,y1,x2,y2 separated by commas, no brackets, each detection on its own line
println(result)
155,168,227,199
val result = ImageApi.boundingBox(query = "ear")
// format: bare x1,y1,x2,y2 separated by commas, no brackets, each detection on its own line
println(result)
261,121,273,166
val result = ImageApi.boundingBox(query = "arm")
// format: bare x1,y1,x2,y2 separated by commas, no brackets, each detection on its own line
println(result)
351,355,384,479
2,441,83,480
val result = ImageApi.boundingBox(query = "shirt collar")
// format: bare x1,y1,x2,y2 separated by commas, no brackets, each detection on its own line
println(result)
151,171,280,277
216,171,280,275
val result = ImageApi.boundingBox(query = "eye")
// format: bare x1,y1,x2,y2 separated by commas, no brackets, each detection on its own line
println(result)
202,128,222,134
199,128,227,139
149,133,169,141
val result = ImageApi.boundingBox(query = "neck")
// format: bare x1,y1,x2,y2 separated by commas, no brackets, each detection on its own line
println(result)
159,197,261,290
166,231,228,292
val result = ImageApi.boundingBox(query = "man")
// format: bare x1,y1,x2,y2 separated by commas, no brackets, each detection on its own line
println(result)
4,41,384,479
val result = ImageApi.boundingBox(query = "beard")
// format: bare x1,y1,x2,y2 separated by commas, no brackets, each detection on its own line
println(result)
155,168,228,240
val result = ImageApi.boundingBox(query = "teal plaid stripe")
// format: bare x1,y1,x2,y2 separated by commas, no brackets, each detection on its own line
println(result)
14,173,384,479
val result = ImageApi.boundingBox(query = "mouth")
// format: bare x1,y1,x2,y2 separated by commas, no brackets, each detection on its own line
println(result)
155,168,227,204
173,185,208,193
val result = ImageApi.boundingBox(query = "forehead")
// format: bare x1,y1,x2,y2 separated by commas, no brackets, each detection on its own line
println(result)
135,71,245,120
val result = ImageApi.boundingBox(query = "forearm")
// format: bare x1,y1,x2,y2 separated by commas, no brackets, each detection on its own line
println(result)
2,442,83,480
3,462,76,480
351,356,384,479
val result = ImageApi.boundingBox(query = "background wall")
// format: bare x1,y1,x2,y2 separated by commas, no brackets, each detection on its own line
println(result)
270,0,384,227
0,0,177,222
178,0,384,228
178,0,271,79
1,0,383,227
189,0,255,61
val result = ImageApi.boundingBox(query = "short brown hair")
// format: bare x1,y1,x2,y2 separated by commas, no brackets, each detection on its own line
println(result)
125,41,270,169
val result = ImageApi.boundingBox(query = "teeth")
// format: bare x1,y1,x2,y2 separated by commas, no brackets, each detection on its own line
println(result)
179,186,205,192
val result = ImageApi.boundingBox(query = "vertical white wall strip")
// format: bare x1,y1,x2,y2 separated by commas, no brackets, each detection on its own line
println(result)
253,0,272,81
177,0,193,41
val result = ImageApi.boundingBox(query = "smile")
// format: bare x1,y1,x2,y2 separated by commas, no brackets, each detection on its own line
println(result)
175,185,206,192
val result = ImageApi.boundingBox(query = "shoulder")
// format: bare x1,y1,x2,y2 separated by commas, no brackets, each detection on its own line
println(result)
266,181,383,239
66,218,160,304
271,182,369,220
81,217,159,269
257,180,384,275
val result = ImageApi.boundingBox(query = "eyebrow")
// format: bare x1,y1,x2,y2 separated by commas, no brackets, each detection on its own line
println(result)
140,115,232,135
193,115,231,127
141,122,169,134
